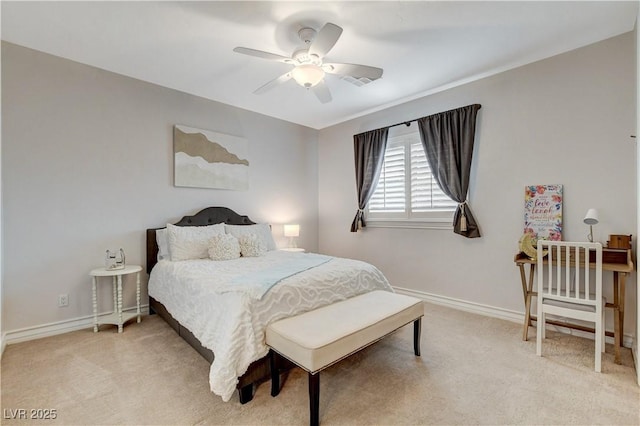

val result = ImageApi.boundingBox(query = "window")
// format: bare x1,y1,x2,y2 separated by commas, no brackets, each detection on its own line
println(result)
367,131,457,228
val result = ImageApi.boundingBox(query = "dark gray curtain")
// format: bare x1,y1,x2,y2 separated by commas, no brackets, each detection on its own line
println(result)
351,128,389,232
417,104,482,238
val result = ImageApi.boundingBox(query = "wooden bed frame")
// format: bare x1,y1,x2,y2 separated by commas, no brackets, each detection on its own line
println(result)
146,206,291,404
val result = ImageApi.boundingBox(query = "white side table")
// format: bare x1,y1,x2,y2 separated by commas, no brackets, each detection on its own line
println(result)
89,265,142,333
279,248,305,253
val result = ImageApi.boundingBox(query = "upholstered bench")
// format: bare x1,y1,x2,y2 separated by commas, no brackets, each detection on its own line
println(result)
266,290,424,426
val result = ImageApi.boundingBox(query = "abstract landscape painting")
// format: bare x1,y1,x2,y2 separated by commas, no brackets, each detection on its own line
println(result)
174,125,249,190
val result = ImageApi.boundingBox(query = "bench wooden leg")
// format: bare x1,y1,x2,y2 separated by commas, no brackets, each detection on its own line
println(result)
270,350,280,397
414,318,422,356
309,372,320,426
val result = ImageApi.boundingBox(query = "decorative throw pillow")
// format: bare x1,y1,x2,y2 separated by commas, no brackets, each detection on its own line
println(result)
166,222,225,261
208,234,241,261
238,233,266,257
225,224,277,251
156,228,170,261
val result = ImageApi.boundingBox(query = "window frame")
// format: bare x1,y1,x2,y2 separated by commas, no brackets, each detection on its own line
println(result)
365,128,457,230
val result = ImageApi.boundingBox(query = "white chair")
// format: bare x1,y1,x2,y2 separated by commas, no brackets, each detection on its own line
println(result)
536,240,604,372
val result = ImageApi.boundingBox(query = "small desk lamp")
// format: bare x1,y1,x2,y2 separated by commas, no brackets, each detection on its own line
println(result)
284,224,300,248
583,209,599,242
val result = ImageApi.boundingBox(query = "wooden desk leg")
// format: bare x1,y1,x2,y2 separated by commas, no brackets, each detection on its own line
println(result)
519,264,528,305
619,273,626,347
521,264,535,341
613,271,626,364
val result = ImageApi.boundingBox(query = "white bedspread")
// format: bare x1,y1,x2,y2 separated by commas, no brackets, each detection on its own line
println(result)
148,250,393,402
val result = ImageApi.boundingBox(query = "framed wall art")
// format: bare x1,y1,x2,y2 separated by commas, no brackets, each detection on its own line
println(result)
174,125,249,190
524,184,563,241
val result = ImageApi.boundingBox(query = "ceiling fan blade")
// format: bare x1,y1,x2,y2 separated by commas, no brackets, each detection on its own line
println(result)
323,62,383,80
308,23,343,58
253,72,292,95
311,81,332,104
233,47,293,64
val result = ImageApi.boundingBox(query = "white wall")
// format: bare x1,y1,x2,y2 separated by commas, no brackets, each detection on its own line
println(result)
318,32,637,337
1,42,319,333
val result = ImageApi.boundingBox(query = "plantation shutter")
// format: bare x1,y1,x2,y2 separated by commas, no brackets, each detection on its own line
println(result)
410,142,458,212
369,144,405,213
370,138,457,216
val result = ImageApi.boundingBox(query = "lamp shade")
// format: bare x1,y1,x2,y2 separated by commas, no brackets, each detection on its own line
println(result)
284,224,300,238
583,208,599,225
291,64,324,88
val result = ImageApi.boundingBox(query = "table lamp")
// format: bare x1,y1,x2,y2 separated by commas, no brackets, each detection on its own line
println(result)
284,224,300,248
583,208,599,242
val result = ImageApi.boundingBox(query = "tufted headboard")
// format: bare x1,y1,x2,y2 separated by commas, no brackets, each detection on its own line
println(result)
146,206,256,274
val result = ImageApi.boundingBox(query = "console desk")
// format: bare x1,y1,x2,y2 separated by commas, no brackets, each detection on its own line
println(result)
514,249,634,364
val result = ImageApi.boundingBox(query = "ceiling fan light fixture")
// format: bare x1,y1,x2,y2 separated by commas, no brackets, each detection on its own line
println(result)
291,64,324,88
234,22,382,103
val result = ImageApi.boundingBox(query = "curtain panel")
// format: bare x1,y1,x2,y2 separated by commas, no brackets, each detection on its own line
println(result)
351,128,389,232
417,104,482,238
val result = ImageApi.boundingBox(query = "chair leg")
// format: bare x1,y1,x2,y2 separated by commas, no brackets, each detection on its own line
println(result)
595,316,602,373
601,310,606,353
536,309,544,357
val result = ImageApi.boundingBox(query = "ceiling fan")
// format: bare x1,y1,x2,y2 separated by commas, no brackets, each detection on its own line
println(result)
233,23,383,103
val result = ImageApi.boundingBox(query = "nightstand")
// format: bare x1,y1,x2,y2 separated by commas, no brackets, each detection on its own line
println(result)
89,265,142,333
280,248,305,253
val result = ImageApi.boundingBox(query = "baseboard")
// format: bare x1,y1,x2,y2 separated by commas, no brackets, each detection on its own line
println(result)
393,286,635,348
1,332,7,358
394,286,524,322
3,305,150,347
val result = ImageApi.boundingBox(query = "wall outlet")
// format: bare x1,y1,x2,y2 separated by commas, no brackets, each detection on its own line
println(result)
58,294,69,307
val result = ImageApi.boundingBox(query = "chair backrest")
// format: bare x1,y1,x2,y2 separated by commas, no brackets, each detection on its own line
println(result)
537,240,603,307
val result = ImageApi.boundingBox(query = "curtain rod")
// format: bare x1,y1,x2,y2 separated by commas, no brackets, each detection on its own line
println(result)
368,104,482,134
387,119,417,129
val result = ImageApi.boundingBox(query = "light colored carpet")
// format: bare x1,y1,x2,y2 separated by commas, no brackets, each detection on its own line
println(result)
1,303,638,425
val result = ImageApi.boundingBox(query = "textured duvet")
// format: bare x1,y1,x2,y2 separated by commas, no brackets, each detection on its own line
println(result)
148,250,393,402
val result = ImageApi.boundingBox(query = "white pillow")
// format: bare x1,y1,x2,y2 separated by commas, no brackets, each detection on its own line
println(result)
166,223,225,261
238,233,266,257
225,224,276,251
208,234,241,261
156,228,169,261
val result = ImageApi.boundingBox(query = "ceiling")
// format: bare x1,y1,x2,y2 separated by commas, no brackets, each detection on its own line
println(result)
2,1,637,130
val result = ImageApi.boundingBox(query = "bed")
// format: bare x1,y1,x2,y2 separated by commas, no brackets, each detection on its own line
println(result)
146,207,393,403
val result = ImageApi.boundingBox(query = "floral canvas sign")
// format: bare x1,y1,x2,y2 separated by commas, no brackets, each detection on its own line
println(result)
524,184,562,241
174,125,249,190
